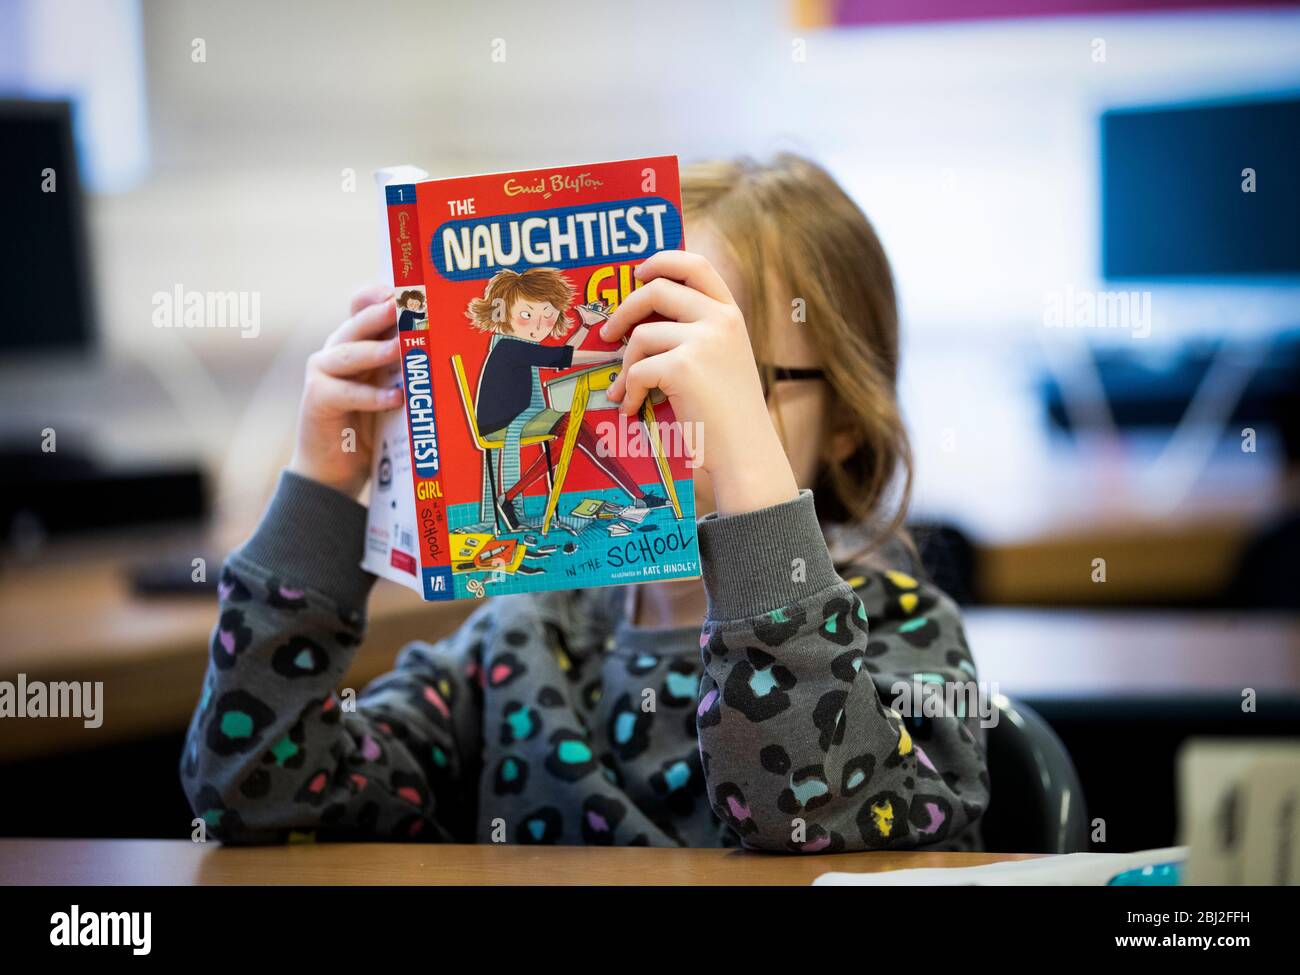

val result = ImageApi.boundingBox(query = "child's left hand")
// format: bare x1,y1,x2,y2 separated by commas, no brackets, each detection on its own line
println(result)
603,250,800,516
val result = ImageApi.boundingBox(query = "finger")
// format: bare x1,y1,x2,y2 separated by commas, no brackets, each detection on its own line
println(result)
600,277,715,343
350,283,392,317
617,353,671,417
633,249,736,305
327,296,396,347
310,373,404,412
607,322,692,404
311,337,400,378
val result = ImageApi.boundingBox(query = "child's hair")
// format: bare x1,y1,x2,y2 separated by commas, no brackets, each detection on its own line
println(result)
681,154,913,560
397,289,425,308
465,268,575,336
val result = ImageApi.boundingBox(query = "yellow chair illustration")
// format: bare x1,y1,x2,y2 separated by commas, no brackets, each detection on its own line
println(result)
451,354,560,533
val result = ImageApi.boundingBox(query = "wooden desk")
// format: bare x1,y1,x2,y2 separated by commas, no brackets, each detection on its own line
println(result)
2,549,1297,762
0,554,471,762
0,839,1039,885
975,517,1253,606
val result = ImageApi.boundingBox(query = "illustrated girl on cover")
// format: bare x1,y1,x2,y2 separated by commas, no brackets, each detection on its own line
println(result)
396,289,427,331
465,268,668,532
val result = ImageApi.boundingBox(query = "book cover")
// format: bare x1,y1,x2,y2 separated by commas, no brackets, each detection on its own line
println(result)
362,157,700,601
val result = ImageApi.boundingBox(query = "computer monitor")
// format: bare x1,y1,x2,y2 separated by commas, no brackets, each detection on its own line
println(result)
1101,94,1300,280
0,98,96,356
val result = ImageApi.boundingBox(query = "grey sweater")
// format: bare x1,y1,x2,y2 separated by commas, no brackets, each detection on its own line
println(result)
181,471,988,851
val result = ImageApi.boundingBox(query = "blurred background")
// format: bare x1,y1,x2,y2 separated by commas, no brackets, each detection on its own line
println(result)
1,0,1297,852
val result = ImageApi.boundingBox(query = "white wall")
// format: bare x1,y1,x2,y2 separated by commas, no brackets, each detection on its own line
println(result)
91,0,795,367
81,2,1300,361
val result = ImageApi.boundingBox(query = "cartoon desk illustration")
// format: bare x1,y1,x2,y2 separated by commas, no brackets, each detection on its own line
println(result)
539,361,682,533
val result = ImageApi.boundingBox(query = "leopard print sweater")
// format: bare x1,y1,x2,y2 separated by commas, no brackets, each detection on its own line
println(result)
181,472,988,851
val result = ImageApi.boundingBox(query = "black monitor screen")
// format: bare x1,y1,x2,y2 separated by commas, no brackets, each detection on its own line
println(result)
0,100,95,355
1101,95,1300,280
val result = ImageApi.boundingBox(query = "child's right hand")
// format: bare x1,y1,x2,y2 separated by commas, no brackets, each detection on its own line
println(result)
288,285,404,499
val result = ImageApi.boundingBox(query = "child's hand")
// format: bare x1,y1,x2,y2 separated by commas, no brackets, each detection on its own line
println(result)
288,285,404,499
602,251,799,516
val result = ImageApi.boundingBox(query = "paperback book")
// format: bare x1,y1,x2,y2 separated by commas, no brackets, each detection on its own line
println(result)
362,157,700,600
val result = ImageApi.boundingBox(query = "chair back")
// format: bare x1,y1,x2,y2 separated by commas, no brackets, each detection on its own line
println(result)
451,354,495,450
982,695,1089,854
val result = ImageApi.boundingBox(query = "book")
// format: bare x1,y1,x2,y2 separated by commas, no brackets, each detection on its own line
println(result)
362,157,701,601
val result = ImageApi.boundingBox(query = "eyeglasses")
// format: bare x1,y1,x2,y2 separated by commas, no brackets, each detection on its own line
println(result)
759,366,826,397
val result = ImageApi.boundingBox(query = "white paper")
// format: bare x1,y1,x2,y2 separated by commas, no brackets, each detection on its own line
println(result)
812,846,1187,886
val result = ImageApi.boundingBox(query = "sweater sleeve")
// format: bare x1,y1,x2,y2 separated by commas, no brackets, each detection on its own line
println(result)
693,490,989,853
179,471,485,844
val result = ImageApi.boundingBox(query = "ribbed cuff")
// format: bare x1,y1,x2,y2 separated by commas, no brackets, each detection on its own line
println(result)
697,489,841,622
236,470,377,608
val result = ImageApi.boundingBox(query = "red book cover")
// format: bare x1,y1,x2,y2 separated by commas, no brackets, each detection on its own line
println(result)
364,157,700,601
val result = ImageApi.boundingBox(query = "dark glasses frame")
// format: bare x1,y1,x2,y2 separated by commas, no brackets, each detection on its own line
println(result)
759,366,827,397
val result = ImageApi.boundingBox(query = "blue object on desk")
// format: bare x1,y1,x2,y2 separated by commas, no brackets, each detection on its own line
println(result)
1107,861,1184,886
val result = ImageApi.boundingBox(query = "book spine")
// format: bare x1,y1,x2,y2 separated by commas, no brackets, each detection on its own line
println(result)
385,184,453,601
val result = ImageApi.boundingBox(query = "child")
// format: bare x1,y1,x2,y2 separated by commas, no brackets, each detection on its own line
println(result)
464,268,664,531
395,290,426,331
182,154,988,852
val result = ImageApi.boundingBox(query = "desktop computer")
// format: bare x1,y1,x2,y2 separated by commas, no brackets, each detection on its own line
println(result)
0,99,206,547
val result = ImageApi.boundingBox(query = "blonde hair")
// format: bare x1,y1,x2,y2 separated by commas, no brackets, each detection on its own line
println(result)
465,268,575,336
681,154,913,562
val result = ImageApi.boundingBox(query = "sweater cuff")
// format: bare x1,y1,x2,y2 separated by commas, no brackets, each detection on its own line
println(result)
235,470,377,609
697,489,841,622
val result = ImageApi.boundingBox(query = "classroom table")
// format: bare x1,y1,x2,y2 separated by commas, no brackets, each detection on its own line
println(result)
0,839,1040,885
0,555,475,762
